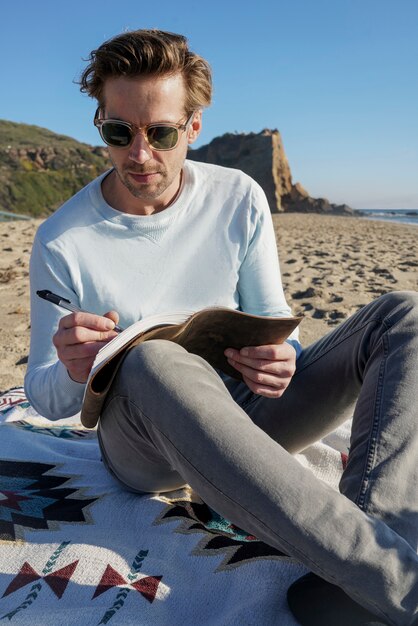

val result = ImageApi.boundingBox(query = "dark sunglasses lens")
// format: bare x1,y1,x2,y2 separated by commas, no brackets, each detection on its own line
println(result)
101,122,132,147
147,126,179,150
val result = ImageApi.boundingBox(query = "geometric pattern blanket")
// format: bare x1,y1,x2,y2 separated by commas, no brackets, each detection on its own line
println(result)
0,387,351,626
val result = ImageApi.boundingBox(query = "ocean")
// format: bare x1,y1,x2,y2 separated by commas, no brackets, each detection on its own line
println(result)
0,210,30,222
354,208,418,227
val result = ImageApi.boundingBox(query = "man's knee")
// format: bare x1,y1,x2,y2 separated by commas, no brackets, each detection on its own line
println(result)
375,290,418,321
121,339,186,381
127,338,186,362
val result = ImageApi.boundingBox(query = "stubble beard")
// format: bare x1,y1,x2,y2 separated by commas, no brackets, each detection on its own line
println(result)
111,157,182,202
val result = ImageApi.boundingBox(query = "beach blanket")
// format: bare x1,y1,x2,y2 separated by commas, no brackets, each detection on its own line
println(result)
0,388,351,626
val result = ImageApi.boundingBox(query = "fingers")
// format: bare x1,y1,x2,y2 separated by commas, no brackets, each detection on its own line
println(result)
55,312,118,348
237,342,296,361
53,312,119,383
55,339,111,362
65,354,104,384
54,324,117,348
104,310,120,326
227,358,287,386
59,311,116,331
227,358,290,397
224,347,296,378
224,343,296,399
243,375,287,398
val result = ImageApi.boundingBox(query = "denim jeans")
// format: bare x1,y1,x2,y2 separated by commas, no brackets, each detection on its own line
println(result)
98,291,418,625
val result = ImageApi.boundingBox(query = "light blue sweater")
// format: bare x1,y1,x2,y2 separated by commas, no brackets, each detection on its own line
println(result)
25,160,300,419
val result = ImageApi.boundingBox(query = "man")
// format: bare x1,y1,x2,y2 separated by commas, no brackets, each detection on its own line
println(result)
25,29,418,626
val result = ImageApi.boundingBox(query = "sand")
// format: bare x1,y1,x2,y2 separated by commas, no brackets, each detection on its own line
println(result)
0,213,417,393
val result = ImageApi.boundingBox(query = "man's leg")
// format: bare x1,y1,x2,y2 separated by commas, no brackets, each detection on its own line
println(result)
98,291,418,626
242,290,418,624
245,291,418,549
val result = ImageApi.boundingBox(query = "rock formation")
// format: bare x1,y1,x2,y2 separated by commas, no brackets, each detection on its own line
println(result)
188,129,353,215
0,119,110,218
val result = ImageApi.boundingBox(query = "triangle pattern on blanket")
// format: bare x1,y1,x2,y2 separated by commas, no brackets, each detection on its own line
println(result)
2,562,40,597
2,560,79,599
92,565,162,603
43,561,79,598
132,576,163,603
92,564,127,599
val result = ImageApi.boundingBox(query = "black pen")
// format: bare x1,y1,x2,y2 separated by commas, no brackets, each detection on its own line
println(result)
36,290,124,332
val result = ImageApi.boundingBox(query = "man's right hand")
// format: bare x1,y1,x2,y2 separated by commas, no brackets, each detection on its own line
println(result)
53,310,119,383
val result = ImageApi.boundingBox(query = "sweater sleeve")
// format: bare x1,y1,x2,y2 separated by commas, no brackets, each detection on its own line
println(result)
237,180,300,345
24,232,86,420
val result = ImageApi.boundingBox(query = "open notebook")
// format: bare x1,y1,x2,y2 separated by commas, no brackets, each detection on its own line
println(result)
81,307,302,428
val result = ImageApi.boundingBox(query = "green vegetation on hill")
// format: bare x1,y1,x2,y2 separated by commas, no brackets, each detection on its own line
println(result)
0,119,110,217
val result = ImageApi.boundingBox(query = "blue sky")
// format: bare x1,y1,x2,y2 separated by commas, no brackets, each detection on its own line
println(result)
1,0,417,209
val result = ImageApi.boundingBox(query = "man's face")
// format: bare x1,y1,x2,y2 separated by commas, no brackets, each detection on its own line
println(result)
101,73,201,214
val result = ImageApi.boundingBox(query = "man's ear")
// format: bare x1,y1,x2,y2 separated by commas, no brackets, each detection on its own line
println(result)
187,110,202,145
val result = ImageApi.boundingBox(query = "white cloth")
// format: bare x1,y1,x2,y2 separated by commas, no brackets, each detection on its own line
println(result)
0,388,350,626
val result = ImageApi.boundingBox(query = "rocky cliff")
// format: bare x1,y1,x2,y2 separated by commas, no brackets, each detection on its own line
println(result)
0,120,110,217
188,129,353,215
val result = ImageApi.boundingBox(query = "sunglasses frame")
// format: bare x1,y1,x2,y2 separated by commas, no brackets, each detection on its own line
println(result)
94,108,195,151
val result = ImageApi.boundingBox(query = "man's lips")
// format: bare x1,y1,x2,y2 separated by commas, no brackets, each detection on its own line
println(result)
128,171,161,183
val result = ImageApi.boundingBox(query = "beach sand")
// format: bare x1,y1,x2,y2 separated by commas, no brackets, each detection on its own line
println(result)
0,213,417,393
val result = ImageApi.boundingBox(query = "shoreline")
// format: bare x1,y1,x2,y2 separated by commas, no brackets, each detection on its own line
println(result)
0,213,417,392
361,217,418,227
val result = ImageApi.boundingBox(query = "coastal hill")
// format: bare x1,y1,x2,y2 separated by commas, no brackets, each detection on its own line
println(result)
188,129,353,215
0,119,109,217
0,119,352,217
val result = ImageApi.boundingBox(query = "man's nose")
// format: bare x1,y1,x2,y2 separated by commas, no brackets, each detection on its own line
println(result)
128,131,152,164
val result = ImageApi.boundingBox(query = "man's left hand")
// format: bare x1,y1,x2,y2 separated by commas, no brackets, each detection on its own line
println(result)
224,343,296,398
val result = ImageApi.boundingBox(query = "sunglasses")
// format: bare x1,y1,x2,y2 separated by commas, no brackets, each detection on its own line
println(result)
94,108,195,151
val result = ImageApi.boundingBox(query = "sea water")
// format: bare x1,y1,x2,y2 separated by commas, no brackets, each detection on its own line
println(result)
0,210,30,222
355,208,418,227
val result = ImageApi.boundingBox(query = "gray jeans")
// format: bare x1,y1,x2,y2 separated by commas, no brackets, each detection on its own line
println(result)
98,291,418,626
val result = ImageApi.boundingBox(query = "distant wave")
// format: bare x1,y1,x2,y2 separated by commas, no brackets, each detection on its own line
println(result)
355,209,418,227
0,210,31,221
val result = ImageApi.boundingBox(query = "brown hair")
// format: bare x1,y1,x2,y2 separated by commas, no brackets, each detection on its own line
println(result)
79,29,212,113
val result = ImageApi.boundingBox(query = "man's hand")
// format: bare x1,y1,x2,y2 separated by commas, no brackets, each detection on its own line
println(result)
53,310,120,383
224,342,296,398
